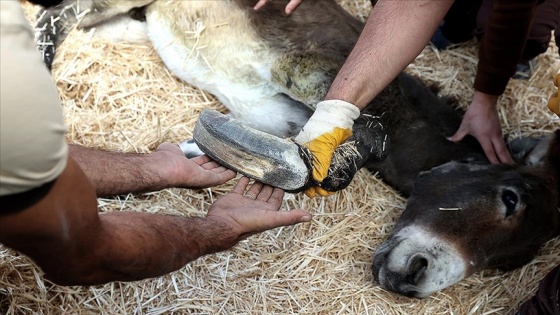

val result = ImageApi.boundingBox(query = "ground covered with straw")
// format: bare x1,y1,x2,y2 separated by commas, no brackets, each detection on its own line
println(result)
1,1,559,314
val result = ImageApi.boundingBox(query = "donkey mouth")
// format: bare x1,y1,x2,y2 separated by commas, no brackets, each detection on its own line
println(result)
193,109,388,192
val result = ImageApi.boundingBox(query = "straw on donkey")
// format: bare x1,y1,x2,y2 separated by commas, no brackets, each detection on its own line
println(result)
1,1,559,314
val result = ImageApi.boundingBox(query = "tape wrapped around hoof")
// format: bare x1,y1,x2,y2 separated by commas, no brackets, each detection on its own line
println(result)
193,109,388,193
321,114,388,191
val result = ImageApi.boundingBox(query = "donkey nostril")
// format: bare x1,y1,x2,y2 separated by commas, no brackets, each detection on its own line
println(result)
407,255,428,285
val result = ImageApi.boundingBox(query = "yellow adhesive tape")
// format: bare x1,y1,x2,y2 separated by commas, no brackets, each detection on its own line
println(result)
306,127,353,181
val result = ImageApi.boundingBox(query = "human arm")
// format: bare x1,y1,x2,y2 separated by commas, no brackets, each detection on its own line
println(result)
448,91,514,164
0,159,311,286
69,143,236,197
295,0,453,197
447,0,538,164
324,0,453,108
253,0,303,15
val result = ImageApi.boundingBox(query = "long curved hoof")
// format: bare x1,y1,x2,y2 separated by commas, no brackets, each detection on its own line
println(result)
193,110,388,192
193,109,311,191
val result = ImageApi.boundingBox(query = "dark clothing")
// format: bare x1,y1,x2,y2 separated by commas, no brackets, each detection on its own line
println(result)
516,265,560,315
440,0,560,95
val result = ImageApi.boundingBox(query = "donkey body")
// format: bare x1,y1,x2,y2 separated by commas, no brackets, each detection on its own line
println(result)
36,0,560,298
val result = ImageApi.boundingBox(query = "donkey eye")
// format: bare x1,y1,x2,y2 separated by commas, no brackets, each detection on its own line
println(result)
501,190,518,217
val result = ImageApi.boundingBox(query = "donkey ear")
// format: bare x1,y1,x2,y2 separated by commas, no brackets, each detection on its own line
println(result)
520,131,558,166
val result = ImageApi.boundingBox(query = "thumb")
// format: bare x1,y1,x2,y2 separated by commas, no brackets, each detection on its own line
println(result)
266,210,312,229
447,128,468,143
157,142,182,153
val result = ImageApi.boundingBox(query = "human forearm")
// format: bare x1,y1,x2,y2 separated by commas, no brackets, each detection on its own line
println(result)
0,157,227,285
69,144,174,196
325,0,453,109
475,0,538,95
0,156,309,286
58,212,236,285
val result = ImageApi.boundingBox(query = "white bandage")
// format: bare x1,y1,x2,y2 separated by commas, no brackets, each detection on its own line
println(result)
295,100,360,143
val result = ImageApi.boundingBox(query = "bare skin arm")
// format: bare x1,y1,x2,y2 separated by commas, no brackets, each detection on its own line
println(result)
0,158,311,285
325,0,454,109
69,143,236,197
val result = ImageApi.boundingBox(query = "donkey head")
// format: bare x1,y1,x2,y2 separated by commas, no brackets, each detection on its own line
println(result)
372,130,560,298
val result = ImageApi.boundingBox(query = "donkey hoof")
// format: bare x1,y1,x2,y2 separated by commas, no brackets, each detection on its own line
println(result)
193,109,311,191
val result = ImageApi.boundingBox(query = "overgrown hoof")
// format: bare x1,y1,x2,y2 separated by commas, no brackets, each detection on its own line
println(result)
193,109,311,191
193,110,388,193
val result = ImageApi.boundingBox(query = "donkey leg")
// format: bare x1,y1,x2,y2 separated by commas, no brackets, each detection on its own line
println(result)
35,0,153,69
191,110,387,192
320,114,388,191
178,139,205,158
177,90,313,158
271,53,388,190
270,53,341,108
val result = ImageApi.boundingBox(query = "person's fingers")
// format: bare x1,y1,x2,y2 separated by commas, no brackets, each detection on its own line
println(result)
213,168,237,179
447,128,468,143
208,165,228,173
198,160,221,170
285,0,303,14
190,154,212,165
478,138,499,164
210,169,237,184
256,185,274,201
157,142,182,153
245,181,264,200
253,0,268,10
268,187,285,205
493,138,515,165
192,156,235,175
203,163,229,173
232,177,251,195
260,209,312,230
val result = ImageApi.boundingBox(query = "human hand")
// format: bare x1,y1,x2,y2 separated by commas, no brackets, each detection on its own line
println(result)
155,142,237,189
203,177,312,251
294,100,360,197
447,92,514,164
253,0,303,15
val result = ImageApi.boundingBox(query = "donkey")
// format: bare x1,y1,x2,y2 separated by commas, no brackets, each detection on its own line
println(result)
35,0,560,298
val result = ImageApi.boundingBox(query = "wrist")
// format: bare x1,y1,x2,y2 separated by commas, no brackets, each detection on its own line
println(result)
194,217,239,256
145,150,177,190
473,91,499,107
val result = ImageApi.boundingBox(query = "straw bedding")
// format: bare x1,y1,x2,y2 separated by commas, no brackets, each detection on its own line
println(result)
2,1,559,314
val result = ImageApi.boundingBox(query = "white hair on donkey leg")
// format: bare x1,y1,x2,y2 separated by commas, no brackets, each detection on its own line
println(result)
179,139,204,158
145,1,311,138
91,14,149,44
